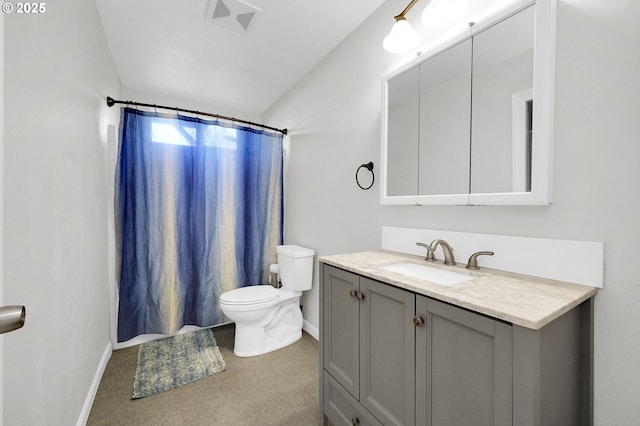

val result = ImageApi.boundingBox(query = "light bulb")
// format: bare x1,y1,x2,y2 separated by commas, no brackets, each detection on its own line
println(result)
421,0,469,29
383,18,420,54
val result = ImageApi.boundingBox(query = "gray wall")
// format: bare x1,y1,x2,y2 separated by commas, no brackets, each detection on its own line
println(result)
263,0,640,423
3,0,121,423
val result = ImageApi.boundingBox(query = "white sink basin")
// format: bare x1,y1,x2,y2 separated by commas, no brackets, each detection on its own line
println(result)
377,262,474,285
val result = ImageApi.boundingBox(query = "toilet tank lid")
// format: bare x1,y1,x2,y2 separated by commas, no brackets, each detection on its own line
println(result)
277,245,315,258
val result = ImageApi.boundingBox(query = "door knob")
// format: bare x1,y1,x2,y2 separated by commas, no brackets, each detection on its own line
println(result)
0,305,26,334
413,315,424,327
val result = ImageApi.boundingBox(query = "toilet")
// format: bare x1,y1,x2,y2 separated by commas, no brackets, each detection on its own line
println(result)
219,244,314,357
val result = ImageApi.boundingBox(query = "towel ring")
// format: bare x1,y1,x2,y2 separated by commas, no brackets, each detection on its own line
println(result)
356,162,375,190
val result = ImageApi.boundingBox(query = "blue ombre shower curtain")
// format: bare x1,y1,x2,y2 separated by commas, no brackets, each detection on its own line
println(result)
115,108,283,342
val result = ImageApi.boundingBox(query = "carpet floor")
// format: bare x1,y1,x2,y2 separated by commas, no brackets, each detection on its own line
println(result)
87,324,319,425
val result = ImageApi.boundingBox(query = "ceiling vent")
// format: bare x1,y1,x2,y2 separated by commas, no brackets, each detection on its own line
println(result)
206,0,262,34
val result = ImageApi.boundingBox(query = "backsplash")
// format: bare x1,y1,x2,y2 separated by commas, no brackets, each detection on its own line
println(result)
381,226,603,288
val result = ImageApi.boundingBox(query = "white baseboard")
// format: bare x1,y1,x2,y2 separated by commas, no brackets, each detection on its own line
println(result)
77,342,112,426
303,319,319,341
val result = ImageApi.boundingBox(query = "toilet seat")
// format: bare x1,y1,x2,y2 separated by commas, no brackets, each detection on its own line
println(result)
220,285,279,306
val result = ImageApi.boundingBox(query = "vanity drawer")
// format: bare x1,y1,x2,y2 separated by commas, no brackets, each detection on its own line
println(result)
324,373,382,426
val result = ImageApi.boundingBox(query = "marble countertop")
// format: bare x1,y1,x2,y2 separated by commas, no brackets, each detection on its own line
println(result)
319,250,597,330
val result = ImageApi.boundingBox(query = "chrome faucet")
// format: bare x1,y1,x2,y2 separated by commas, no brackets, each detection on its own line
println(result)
429,239,456,265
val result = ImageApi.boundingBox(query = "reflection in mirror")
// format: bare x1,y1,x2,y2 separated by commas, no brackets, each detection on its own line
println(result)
470,5,535,194
419,39,472,196
387,66,420,196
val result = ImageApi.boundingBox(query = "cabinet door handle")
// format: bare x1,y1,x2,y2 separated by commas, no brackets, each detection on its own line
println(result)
351,417,360,425
349,290,357,298
356,292,364,301
413,315,424,327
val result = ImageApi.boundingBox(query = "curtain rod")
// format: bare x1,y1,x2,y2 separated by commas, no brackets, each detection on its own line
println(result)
106,96,288,135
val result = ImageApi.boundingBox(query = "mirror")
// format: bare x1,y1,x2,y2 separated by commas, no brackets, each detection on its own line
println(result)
381,0,555,205
470,6,535,194
386,66,419,197
419,39,471,197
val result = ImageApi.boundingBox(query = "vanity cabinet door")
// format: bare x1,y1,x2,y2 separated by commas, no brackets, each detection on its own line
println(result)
322,266,416,426
323,266,361,398
359,277,416,426
415,296,513,426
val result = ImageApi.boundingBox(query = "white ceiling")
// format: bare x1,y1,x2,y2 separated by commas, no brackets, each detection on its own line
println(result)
96,0,387,115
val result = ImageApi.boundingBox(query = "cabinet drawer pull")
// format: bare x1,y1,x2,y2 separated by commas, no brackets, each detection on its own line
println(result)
349,290,357,298
351,417,360,425
356,292,364,301
413,315,424,327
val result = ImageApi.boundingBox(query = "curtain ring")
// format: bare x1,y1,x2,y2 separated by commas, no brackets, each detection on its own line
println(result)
356,162,375,190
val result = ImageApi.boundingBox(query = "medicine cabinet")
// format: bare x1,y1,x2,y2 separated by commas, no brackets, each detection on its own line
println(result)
380,0,556,205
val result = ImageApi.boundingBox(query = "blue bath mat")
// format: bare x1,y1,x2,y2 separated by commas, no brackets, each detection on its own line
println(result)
132,329,226,399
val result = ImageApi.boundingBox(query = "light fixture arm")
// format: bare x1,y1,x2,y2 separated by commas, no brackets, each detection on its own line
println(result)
394,0,421,20
384,0,469,53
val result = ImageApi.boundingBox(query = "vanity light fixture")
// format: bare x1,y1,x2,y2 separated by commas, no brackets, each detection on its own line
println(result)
383,0,421,54
383,0,469,54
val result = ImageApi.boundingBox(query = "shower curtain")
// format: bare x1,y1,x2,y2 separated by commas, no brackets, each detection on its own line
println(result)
115,108,283,342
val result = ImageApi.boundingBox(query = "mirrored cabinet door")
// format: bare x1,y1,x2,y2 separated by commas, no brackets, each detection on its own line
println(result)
386,65,420,197
470,5,535,195
381,0,554,206
419,39,472,197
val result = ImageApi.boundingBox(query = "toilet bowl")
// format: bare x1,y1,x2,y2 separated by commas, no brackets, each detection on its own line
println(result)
219,245,314,357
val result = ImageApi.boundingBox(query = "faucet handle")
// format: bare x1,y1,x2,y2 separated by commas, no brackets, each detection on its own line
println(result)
466,251,494,269
416,242,436,261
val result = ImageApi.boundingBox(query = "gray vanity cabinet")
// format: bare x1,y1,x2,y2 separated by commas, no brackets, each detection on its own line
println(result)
320,262,593,426
322,265,415,426
415,296,513,426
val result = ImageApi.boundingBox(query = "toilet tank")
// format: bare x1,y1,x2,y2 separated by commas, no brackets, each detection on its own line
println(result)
276,245,315,291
